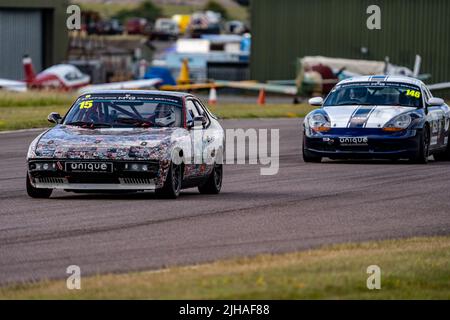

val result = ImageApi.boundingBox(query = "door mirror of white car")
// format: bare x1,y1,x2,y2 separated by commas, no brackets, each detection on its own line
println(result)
309,97,324,106
47,112,62,124
427,97,445,106
187,115,206,129
194,115,207,127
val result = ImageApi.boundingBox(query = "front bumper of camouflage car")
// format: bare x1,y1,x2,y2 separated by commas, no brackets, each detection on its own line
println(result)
27,159,169,191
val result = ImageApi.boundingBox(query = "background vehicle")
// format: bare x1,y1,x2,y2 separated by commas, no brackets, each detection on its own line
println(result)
224,20,248,34
26,91,224,199
125,18,149,35
150,18,179,41
0,56,165,93
0,56,90,92
303,76,450,163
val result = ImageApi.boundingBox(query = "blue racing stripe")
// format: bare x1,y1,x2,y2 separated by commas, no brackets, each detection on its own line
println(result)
371,75,388,82
346,106,362,128
363,105,378,128
348,105,377,128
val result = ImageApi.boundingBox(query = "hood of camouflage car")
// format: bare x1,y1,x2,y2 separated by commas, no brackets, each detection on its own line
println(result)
34,125,183,160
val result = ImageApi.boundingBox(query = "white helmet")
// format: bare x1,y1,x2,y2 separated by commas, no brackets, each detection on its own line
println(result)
155,104,176,127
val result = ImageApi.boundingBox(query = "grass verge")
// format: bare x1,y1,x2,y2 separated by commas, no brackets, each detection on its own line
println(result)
0,92,313,131
0,105,71,131
209,103,313,119
0,92,76,108
1,236,449,299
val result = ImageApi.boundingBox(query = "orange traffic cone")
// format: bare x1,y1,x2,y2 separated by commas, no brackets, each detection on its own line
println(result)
208,86,217,105
257,88,266,105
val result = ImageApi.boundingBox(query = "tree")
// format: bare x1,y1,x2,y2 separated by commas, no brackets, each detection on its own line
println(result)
204,0,229,20
114,0,162,23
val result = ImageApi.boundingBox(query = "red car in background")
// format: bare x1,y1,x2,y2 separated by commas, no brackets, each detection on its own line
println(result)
126,18,149,35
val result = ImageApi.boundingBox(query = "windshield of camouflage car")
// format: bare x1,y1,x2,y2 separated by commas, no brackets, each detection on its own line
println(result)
63,94,183,128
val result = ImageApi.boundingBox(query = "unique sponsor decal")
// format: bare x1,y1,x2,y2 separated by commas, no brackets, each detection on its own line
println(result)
339,137,369,146
66,162,113,172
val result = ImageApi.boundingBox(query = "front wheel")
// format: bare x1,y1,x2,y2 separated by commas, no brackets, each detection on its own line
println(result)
198,164,223,194
410,128,430,164
155,162,182,199
26,174,52,198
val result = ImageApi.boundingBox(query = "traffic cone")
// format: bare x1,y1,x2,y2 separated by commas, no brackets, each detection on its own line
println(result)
257,88,266,105
208,86,217,105
177,58,191,85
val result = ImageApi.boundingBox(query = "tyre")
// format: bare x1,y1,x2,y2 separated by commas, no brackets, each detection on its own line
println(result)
155,162,182,199
410,127,430,164
433,137,450,161
198,163,223,194
434,151,450,161
26,174,52,198
302,135,322,163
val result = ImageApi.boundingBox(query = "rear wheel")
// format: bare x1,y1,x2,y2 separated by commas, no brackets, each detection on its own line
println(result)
302,134,322,163
26,174,52,198
198,163,223,194
155,162,181,199
434,151,450,161
433,137,450,161
410,127,430,164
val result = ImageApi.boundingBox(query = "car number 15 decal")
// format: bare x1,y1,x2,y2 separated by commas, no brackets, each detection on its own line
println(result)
406,89,421,98
79,100,93,109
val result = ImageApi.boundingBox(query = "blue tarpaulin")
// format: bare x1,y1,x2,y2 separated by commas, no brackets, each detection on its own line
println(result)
144,67,176,86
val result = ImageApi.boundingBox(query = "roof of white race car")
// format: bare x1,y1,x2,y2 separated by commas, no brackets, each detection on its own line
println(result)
338,75,425,87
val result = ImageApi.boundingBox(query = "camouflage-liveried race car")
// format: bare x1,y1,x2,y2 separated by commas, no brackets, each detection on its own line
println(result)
26,90,224,199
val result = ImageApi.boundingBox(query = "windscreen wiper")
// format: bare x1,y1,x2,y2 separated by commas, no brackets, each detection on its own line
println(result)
66,121,112,128
335,102,374,106
114,118,152,127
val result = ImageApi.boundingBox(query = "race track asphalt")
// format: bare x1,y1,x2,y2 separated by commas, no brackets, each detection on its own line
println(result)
1,118,449,285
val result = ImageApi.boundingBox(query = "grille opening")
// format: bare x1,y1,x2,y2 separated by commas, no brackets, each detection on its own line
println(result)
120,178,154,185
36,177,66,184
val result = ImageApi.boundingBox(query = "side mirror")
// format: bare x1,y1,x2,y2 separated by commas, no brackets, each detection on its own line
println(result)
47,112,62,124
308,97,324,107
427,97,445,106
188,115,206,129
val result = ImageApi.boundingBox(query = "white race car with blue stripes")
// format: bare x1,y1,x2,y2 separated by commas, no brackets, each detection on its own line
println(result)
303,75,450,163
